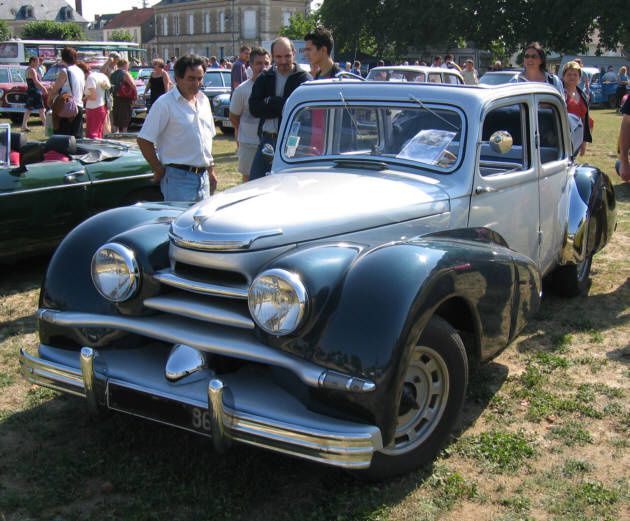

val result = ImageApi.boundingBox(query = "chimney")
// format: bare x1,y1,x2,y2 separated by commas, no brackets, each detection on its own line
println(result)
75,0,83,15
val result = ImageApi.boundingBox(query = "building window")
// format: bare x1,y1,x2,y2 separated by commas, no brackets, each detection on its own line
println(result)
204,12,210,33
58,6,73,21
174,47,180,58
174,15,180,36
282,10,292,27
188,14,194,34
243,10,256,39
163,16,168,36
219,11,225,33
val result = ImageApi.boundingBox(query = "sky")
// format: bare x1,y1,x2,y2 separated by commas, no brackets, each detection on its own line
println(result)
81,0,320,23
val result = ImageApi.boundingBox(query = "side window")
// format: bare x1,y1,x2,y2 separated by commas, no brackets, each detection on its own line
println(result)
537,102,564,163
480,103,530,176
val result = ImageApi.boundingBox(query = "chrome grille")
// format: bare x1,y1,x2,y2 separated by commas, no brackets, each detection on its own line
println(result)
6,91,26,104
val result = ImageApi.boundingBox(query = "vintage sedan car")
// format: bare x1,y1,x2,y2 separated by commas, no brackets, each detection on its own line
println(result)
0,125,160,261
20,81,616,479
366,65,463,84
211,92,234,134
479,70,521,85
0,64,28,123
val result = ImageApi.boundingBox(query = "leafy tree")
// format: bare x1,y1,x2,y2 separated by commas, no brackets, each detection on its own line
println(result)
0,20,11,41
109,29,134,42
279,11,320,40
21,21,84,40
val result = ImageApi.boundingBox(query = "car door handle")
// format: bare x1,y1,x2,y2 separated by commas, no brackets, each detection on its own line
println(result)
475,185,496,194
64,170,86,183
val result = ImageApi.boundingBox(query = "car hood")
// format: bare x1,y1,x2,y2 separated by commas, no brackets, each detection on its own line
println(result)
170,169,450,251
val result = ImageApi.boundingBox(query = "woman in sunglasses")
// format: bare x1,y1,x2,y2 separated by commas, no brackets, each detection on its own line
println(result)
513,42,563,94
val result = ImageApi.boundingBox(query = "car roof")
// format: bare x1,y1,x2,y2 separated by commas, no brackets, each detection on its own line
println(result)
291,79,562,108
369,65,462,76
481,70,520,76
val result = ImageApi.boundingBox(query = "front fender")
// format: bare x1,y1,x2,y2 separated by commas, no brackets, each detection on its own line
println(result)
264,234,539,442
39,202,187,346
560,166,616,265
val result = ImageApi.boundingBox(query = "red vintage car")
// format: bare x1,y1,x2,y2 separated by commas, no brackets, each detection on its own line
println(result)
0,64,28,124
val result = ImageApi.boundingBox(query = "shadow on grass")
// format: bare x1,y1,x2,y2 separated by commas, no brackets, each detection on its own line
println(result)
613,179,630,202
517,277,629,355
0,254,49,297
0,391,445,521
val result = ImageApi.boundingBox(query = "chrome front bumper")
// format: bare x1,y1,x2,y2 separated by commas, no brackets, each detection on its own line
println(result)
20,344,382,469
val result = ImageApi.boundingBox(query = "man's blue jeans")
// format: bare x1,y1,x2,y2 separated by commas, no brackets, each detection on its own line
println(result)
160,165,209,202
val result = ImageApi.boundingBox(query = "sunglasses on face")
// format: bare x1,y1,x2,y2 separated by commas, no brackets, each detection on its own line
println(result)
524,53,540,59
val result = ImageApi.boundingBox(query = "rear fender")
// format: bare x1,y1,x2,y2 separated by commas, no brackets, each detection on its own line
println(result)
560,166,616,266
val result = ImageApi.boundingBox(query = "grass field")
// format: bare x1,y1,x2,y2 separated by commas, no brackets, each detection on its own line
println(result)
0,109,628,521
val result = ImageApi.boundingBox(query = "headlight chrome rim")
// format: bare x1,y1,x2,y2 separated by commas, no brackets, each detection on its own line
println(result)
248,268,307,336
91,242,140,302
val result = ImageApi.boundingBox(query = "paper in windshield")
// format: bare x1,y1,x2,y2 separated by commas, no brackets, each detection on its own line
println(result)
397,129,456,164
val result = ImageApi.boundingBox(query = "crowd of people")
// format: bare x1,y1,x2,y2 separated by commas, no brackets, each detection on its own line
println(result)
16,32,630,202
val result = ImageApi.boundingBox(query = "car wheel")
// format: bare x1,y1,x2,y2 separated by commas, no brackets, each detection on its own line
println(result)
358,316,468,480
551,254,592,297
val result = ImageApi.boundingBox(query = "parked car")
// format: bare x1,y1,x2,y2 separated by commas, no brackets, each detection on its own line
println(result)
20,81,616,479
479,70,521,85
366,65,463,84
0,64,28,124
211,92,233,134
587,68,628,108
0,125,160,261
201,69,231,100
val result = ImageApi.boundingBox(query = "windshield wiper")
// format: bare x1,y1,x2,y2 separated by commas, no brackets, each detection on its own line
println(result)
408,95,461,131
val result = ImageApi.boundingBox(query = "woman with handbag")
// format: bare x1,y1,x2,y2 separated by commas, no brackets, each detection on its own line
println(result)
110,59,136,133
21,56,48,132
48,47,85,138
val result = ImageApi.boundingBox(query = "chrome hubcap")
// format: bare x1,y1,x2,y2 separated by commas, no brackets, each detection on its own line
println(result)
381,345,449,455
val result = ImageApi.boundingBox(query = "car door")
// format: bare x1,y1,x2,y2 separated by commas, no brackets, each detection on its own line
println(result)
468,98,541,264
0,152,89,259
535,96,572,275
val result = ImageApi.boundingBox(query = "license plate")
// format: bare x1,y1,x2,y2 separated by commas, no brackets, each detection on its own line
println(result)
107,382,212,437
221,120,233,128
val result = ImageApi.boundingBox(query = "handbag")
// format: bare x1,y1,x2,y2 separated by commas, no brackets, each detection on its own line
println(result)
117,80,137,100
52,67,78,119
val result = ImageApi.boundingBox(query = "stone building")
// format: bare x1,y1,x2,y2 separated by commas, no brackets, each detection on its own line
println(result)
150,0,309,61
0,0,88,37
102,8,155,47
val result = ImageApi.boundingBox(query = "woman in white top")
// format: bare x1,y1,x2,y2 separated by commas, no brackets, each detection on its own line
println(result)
84,68,111,139
48,46,86,137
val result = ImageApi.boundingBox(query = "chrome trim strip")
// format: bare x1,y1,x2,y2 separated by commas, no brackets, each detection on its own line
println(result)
0,182,91,197
90,173,153,185
143,293,255,329
19,348,85,397
169,229,283,252
37,309,324,387
153,270,249,300
80,347,98,414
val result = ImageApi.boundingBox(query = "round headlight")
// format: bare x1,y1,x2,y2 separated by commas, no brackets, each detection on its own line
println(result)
212,96,222,107
248,269,307,335
91,243,140,302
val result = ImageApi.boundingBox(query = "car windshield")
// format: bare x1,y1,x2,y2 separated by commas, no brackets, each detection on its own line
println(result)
282,103,464,172
203,71,229,87
43,66,61,82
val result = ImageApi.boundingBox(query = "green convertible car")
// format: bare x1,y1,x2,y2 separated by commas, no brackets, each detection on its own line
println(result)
0,124,161,262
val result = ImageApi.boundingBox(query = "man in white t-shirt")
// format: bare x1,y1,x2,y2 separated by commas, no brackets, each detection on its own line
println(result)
229,47,271,182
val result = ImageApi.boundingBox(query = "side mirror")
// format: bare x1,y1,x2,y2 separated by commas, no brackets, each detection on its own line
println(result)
261,143,275,164
488,130,513,154
567,113,584,158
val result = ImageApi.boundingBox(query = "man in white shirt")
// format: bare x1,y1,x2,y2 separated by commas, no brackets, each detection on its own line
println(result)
229,47,270,182
137,54,217,202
